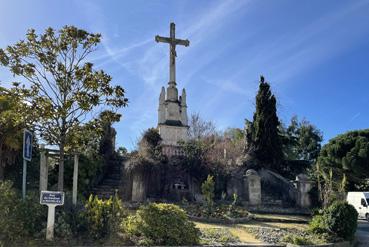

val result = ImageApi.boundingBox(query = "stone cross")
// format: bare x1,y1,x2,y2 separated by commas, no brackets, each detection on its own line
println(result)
155,22,189,85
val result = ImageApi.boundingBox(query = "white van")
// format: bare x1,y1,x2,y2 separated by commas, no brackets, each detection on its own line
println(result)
346,192,369,221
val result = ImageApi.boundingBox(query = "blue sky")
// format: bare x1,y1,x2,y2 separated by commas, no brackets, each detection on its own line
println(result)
1,0,369,150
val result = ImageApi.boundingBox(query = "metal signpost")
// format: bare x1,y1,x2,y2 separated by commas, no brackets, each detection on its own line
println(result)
40,191,64,240
23,129,33,200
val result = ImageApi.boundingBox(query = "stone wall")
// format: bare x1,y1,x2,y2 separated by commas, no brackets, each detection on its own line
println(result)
123,157,201,202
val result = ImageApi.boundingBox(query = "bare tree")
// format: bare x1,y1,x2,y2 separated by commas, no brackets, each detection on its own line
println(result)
188,113,217,140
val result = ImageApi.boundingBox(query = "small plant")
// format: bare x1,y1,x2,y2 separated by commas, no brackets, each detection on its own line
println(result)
83,194,126,239
221,191,227,201
123,203,200,246
229,193,238,215
201,175,215,215
308,214,327,234
282,234,313,245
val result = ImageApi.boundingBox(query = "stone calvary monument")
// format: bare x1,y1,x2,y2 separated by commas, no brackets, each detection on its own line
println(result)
120,23,314,210
122,23,203,202
156,23,190,155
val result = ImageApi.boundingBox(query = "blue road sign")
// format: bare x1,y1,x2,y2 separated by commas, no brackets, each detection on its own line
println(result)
23,130,33,161
40,191,64,205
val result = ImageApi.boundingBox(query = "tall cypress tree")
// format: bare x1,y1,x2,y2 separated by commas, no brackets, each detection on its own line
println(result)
245,76,283,171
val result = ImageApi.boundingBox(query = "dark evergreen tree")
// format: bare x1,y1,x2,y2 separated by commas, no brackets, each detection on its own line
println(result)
245,76,283,171
284,116,323,163
317,129,369,190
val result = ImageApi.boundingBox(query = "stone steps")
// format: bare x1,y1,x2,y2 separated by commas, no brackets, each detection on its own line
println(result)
91,163,122,199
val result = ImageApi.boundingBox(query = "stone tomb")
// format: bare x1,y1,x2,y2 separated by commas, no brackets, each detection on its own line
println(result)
245,169,261,205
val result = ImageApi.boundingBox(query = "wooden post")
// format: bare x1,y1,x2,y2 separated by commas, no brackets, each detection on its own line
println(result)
72,154,79,205
39,145,48,192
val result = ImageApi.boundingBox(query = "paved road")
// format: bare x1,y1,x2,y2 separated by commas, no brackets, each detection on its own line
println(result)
357,220,369,246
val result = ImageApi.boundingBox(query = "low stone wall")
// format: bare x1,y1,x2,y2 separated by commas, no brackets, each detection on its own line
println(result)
189,215,252,224
248,206,311,215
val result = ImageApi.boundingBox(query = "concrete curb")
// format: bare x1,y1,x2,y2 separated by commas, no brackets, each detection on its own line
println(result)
286,241,351,247
189,215,252,224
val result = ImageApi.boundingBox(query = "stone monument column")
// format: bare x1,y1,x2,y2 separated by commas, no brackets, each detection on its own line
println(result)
245,169,261,205
295,174,314,208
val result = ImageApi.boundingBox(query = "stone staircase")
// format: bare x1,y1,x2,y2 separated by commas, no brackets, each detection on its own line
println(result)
91,160,122,199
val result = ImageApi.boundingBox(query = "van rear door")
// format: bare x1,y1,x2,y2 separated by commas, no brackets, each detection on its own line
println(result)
359,197,368,218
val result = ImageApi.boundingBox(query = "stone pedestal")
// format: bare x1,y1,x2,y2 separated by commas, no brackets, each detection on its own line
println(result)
131,173,146,202
245,169,261,205
295,174,314,208
158,124,189,146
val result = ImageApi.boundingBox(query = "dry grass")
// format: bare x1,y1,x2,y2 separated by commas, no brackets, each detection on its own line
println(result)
238,221,308,231
253,213,311,222
194,221,261,243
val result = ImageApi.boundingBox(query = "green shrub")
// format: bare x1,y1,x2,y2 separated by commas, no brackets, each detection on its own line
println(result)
201,175,215,215
124,203,200,246
282,234,313,245
83,194,126,239
0,181,22,241
324,201,358,241
55,211,73,239
0,181,46,241
309,201,358,241
308,214,328,234
17,192,46,237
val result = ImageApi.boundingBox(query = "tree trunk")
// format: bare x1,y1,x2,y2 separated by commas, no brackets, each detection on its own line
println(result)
57,141,65,191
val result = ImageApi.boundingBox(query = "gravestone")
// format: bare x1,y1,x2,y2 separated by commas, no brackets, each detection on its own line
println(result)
245,169,261,205
295,174,313,208
131,173,146,202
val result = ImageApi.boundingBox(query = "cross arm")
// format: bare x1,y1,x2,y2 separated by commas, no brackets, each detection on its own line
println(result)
175,39,190,47
155,35,171,43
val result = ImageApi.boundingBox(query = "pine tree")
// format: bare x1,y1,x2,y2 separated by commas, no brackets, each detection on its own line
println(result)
245,76,283,171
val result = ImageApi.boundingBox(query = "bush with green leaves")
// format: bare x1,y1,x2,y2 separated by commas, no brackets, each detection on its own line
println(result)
324,201,358,241
309,201,358,241
0,181,22,240
124,203,200,246
83,194,126,239
282,234,314,245
308,214,327,235
0,181,46,241
201,175,215,215
55,202,88,239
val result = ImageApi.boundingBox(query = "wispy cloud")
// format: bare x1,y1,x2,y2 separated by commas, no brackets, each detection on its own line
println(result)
75,0,369,150
249,0,369,83
348,112,361,124
76,0,253,147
